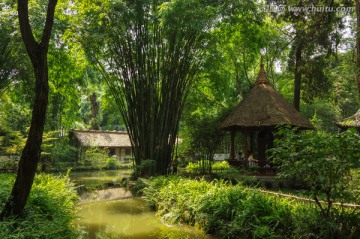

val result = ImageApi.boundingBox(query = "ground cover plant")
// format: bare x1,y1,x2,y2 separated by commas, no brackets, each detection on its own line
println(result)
0,173,80,239
185,160,236,174
138,176,360,239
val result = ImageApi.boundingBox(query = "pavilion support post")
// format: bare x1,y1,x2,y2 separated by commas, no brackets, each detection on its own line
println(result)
243,129,249,159
250,131,254,154
230,130,235,160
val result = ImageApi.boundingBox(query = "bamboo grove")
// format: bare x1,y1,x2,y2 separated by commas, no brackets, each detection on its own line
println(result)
84,1,218,175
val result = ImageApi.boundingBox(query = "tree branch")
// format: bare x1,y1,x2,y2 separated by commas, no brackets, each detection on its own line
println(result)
40,0,58,50
17,0,38,60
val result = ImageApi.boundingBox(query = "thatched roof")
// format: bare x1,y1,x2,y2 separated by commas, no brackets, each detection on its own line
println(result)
336,109,360,129
220,64,314,130
70,130,132,147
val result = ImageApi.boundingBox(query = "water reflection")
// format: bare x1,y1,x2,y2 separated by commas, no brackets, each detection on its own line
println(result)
69,170,132,187
78,199,163,239
73,170,213,239
78,198,211,239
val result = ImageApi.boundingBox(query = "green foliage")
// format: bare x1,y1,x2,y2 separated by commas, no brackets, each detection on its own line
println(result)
271,127,360,218
157,226,209,239
0,173,80,238
180,107,228,163
106,157,119,170
302,99,342,132
1,131,26,156
48,137,78,163
185,160,233,174
83,147,110,168
186,161,209,174
134,160,156,177
140,176,213,224
212,161,231,172
350,169,360,203
199,186,295,239
241,175,261,187
78,0,255,175
139,176,360,239
0,156,18,171
0,96,31,136
0,3,30,95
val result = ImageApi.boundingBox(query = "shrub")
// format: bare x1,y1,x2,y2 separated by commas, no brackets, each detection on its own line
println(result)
196,184,295,239
139,176,360,239
0,156,18,172
0,173,80,238
186,160,234,174
263,180,273,189
83,147,110,168
106,157,119,169
271,127,360,220
186,161,202,174
140,177,295,238
135,160,156,177
241,175,260,187
48,137,78,163
212,161,230,172
1,131,26,156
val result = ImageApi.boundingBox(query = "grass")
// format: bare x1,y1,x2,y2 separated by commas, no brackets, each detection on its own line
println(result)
137,176,360,239
0,173,80,239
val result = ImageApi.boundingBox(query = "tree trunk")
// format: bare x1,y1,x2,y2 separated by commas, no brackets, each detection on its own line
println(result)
1,0,57,219
356,0,360,96
294,41,303,111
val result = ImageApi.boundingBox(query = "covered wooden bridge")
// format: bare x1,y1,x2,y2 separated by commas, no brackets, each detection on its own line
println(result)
219,62,314,174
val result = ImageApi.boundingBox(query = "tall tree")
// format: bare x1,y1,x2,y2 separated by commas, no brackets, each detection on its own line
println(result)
267,0,344,111
1,0,58,218
88,92,101,130
356,0,360,96
81,0,220,175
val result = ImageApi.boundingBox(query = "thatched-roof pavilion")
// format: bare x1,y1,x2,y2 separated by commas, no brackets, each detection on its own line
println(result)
220,63,313,169
336,109,360,132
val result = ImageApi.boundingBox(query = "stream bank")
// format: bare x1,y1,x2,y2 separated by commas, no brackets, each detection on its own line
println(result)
70,170,214,239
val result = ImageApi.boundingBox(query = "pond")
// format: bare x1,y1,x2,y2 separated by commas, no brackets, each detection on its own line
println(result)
69,170,132,188
69,170,214,239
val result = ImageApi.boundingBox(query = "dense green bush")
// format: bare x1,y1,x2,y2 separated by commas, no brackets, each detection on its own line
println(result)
0,156,18,171
271,127,360,219
211,161,230,172
0,173,80,238
138,176,360,239
185,161,203,174
134,160,156,177
83,147,110,168
106,157,119,169
0,131,26,156
185,160,234,174
48,137,78,163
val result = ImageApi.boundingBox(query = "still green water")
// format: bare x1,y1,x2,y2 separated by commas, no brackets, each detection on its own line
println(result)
70,170,213,239
69,170,132,187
